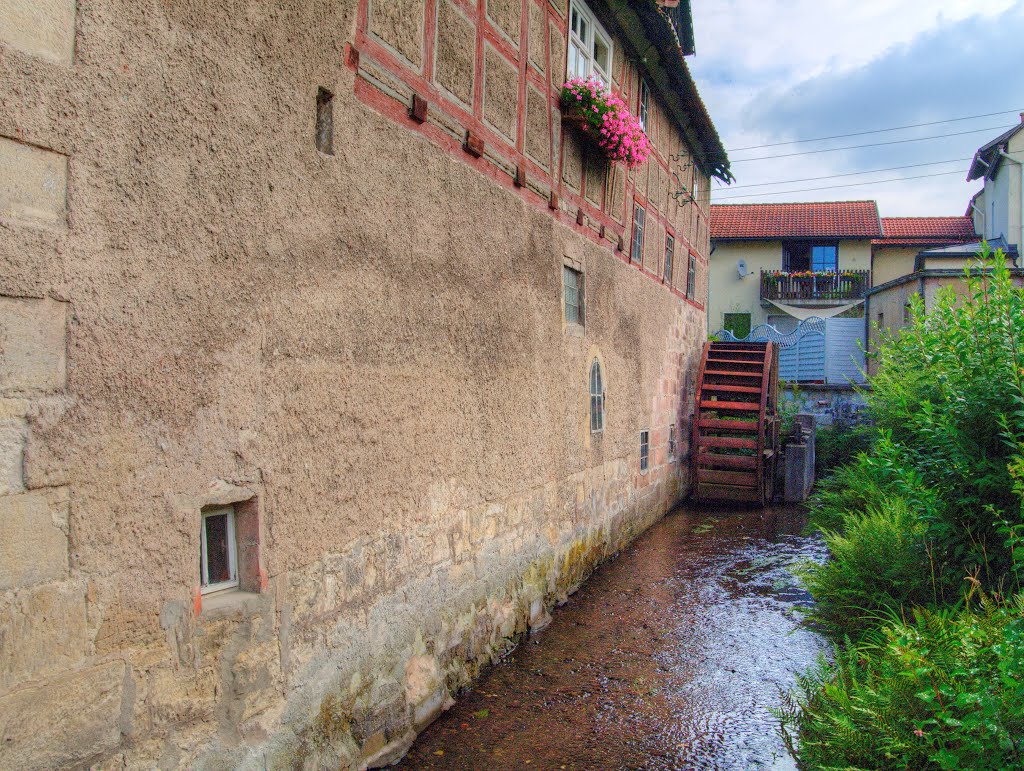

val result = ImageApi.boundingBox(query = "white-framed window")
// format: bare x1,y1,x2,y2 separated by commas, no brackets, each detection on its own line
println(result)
568,0,613,85
564,265,583,325
200,505,238,594
640,430,649,472
638,79,650,132
630,203,645,264
590,359,604,433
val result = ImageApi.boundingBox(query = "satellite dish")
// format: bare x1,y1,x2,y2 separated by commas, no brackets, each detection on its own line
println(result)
737,259,750,278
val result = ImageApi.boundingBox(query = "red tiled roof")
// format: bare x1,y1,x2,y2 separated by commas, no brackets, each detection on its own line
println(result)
872,216,977,246
711,201,882,240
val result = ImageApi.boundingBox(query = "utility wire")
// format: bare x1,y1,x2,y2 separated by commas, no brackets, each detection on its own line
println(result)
712,169,967,201
729,125,1010,163
727,109,1024,152
722,158,972,190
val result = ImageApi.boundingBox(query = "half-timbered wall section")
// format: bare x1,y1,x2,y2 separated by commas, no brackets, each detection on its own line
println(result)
352,0,714,303
0,0,727,767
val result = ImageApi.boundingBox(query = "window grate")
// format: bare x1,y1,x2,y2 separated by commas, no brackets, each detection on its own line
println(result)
640,430,649,472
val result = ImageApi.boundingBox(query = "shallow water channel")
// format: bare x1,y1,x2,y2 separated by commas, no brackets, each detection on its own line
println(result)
398,505,829,770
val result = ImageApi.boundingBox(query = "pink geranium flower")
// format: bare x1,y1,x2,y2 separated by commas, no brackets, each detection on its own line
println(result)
559,77,650,168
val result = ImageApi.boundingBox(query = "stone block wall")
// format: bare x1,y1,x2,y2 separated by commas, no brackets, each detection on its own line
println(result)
0,0,711,767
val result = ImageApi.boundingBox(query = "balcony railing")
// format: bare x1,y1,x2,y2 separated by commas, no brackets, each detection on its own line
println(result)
760,270,870,303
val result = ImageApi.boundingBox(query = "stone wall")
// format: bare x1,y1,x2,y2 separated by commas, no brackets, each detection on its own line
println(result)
0,0,711,767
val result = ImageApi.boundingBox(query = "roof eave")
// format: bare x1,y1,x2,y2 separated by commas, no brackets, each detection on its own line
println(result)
594,0,732,183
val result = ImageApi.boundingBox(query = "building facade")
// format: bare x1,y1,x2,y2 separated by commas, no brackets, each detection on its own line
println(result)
0,0,728,767
968,115,1024,254
708,201,880,340
709,205,981,398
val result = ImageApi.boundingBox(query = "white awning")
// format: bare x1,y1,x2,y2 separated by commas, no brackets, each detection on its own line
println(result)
766,299,864,321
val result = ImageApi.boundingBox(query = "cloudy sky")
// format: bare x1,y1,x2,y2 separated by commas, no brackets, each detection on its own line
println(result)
689,1,1024,215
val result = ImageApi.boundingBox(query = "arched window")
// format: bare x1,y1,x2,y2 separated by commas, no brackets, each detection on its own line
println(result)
590,360,604,433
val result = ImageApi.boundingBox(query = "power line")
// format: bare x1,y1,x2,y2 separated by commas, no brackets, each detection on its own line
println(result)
712,169,967,201
722,158,971,190
727,109,1024,152
729,125,1011,163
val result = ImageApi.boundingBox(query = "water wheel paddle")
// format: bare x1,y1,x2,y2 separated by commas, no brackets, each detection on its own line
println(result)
690,341,780,505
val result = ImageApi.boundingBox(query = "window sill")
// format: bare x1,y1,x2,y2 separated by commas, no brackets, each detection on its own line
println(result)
199,588,262,619
565,322,585,338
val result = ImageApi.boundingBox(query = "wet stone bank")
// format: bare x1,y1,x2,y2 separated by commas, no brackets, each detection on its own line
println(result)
398,505,828,770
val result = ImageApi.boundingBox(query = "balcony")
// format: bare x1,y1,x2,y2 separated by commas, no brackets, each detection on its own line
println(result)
760,270,870,304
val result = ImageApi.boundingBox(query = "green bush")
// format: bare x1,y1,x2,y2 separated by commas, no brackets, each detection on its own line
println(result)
815,422,875,477
787,250,1024,766
801,497,935,639
778,596,1024,770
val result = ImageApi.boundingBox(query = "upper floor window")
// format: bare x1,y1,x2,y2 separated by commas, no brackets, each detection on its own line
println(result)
564,265,583,325
664,234,675,283
590,360,605,433
630,203,645,264
638,80,650,132
686,253,696,300
783,242,838,273
568,0,613,85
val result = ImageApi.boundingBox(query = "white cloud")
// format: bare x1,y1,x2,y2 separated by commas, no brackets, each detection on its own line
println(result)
690,0,1024,214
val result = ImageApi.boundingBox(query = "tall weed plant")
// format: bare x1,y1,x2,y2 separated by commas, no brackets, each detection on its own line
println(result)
788,250,1024,767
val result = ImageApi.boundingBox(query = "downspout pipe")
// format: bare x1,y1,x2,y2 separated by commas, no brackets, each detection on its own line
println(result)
998,148,1024,254
969,200,986,240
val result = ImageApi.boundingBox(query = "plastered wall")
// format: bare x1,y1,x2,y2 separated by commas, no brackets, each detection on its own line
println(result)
872,245,919,287
0,0,711,767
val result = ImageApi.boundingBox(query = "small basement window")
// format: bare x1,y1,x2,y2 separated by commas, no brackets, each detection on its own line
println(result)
200,506,238,594
590,359,604,433
315,87,335,155
640,430,649,472
564,265,583,325
630,203,645,264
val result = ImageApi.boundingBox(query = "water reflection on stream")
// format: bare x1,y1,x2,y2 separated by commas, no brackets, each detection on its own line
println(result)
399,505,829,770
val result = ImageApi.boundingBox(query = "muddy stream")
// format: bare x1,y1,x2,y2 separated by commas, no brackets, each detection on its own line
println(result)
397,505,829,770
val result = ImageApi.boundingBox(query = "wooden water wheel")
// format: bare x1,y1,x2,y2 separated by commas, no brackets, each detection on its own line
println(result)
690,341,780,505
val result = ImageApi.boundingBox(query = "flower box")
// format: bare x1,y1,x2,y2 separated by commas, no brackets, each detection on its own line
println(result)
559,77,650,169
561,113,606,159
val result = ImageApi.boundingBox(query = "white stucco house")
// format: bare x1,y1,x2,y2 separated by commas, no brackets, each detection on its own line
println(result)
968,114,1024,254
